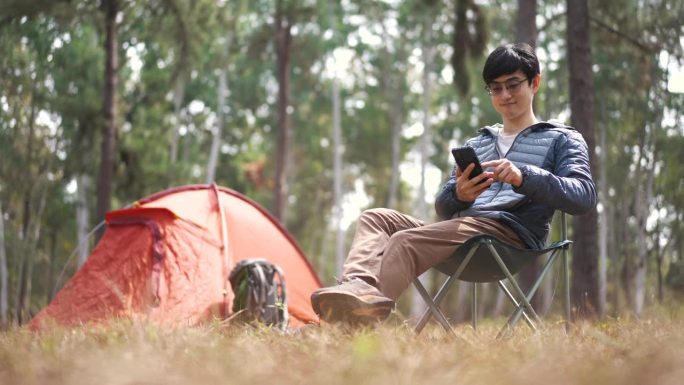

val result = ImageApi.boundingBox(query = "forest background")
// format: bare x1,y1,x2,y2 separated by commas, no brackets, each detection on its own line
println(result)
0,0,683,328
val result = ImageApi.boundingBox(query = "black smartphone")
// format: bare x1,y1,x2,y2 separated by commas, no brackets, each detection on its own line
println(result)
451,146,485,180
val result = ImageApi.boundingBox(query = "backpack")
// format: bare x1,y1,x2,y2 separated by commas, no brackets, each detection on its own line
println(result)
228,259,288,329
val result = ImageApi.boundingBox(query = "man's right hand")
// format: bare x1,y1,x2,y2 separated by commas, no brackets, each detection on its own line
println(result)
455,163,493,202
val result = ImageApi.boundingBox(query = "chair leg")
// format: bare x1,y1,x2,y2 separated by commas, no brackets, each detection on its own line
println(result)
496,280,537,338
486,244,542,324
414,245,480,335
471,283,478,331
414,274,459,334
413,278,458,337
502,250,562,333
559,212,572,333
562,246,571,333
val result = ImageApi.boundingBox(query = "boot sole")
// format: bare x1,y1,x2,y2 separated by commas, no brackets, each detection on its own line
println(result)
312,291,394,325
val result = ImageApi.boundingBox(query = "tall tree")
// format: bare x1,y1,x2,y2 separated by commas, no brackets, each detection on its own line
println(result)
95,0,119,238
411,6,436,318
516,0,537,46
381,25,405,210
331,59,344,276
567,0,599,317
207,67,228,184
273,0,293,223
597,95,608,316
328,1,345,277
76,175,91,267
451,0,488,97
207,1,244,184
0,201,8,327
169,75,185,168
515,0,551,312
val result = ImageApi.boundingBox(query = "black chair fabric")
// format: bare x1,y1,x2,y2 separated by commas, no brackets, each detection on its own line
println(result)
434,235,571,282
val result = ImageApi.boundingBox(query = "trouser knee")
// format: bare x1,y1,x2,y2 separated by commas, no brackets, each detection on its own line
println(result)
356,208,395,229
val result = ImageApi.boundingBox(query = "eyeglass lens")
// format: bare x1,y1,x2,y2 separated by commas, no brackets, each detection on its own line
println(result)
487,78,527,95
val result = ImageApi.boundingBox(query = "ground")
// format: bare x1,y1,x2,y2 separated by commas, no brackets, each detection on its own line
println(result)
2,308,684,385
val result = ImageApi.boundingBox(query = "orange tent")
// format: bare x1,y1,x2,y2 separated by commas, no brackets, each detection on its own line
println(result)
30,184,322,329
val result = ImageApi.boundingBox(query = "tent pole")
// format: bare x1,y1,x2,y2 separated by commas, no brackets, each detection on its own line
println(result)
211,183,232,317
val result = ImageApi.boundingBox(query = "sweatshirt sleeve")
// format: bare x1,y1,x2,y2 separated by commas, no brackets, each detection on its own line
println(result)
513,130,597,214
434,164,474,220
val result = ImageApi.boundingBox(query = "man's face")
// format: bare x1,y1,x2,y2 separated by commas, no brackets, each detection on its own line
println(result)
486,70,540,122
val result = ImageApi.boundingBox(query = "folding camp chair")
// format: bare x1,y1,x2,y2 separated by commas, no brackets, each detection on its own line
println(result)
413,212,571,338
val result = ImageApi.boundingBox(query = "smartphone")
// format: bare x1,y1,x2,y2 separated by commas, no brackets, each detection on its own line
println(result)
451,146,485,180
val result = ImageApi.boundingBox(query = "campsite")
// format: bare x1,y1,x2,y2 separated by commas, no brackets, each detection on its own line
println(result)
1,0,684,384
28,185,320,330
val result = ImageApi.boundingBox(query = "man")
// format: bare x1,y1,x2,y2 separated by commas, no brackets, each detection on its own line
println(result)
311,43,596,324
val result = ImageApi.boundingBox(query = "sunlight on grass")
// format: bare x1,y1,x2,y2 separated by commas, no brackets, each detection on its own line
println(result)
2,311,684,385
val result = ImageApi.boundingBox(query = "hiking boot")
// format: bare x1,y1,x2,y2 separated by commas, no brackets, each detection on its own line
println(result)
310,278,394,325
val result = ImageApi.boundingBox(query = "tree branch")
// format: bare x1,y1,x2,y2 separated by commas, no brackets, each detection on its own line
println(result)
589,15,658,54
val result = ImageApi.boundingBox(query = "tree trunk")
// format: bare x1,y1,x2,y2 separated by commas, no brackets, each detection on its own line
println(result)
331,56,345,278
273,0,292,224
16,175,49,324
207,69,227,184
96,0,119,240
0,201,8,327
516,0,537,46
410,15,433,318
452,0,468,96
21,99,37,240
452,281,472,323
609,200,620,315
633,181,649,315
376,8,404,210
606,200,622,316
597,106,608,316
492,285,506,317
46,229,57,303
207,34,233,184
567,0,599,318
417,18,433,221
515,0,544,310
386,106,401,209
16,91,37,324
632,128,656,316
76,174,91,267
655,222,664,304
620,198,633,312
169,74,185,169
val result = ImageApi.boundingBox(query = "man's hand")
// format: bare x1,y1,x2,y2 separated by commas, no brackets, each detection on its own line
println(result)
455,163,493,202
481,159,523,188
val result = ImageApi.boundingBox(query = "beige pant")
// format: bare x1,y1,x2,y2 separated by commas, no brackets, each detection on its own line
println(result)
342,208,525,300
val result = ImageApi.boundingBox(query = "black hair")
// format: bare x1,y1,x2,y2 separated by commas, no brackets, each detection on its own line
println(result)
482,43,540,85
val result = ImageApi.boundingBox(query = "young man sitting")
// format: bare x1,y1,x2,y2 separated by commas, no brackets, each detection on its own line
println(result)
311,43,597,324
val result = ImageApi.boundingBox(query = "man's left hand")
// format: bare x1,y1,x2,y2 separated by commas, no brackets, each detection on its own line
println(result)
481,159,523,188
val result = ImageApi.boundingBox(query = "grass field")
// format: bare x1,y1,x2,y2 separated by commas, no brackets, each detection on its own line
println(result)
2,308,684,385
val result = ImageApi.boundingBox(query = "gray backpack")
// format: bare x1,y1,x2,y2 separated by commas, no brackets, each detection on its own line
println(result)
228,259,288,329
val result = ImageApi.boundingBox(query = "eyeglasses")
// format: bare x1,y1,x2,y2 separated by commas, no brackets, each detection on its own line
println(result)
485,78,529,96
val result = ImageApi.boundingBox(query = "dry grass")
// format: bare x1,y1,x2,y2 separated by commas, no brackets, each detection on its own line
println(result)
2,308,684,385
